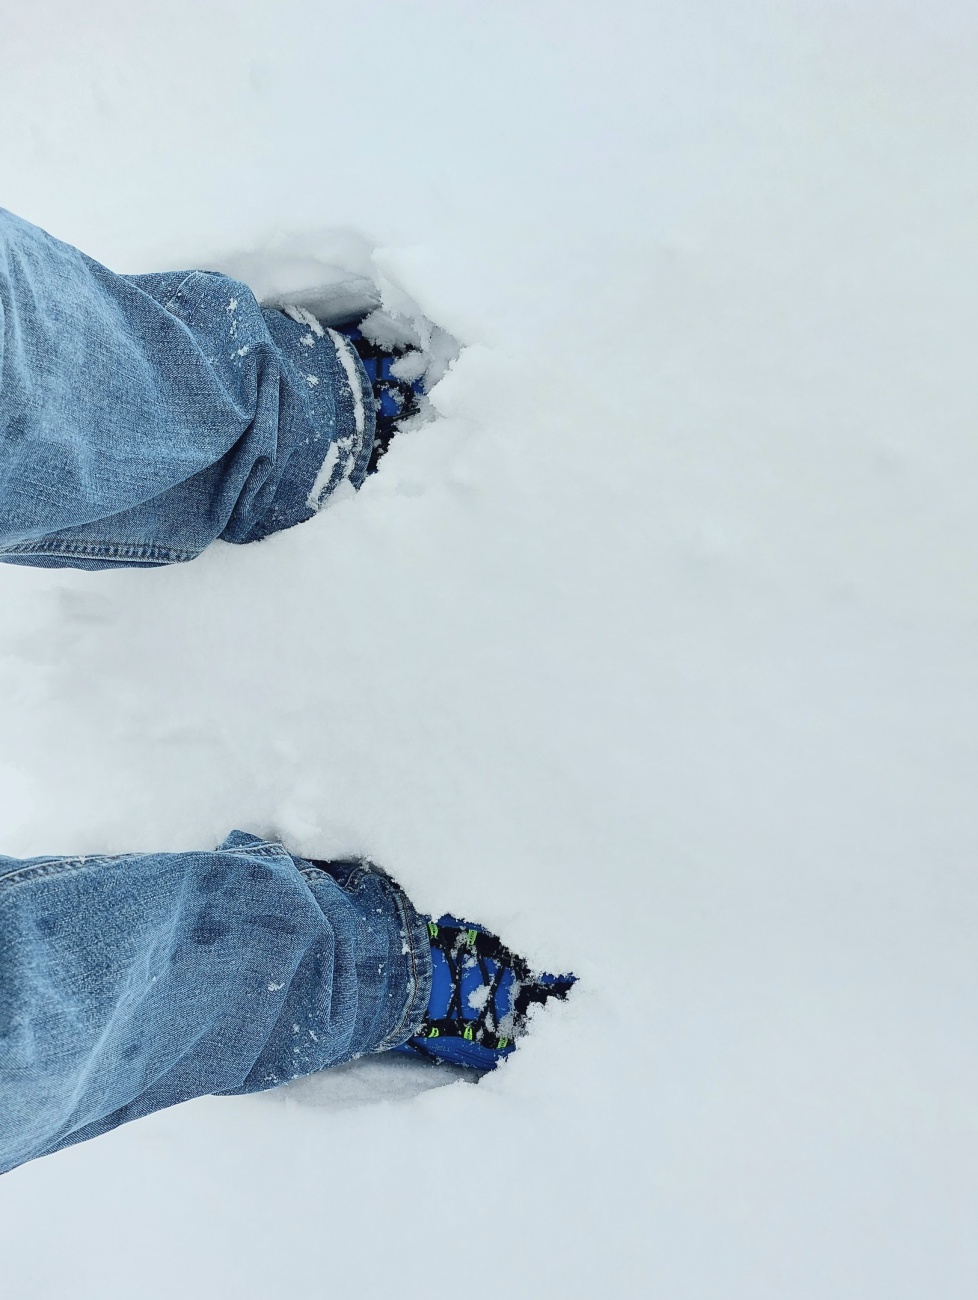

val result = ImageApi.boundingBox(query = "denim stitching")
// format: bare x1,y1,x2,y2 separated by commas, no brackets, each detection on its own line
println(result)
373,878,430,1050
0,857,119,891
0,540,196,565
0,843,288,893
162,270,215,326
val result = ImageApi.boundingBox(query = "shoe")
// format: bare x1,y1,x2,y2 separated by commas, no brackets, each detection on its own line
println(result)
335,322,426,474
395,915,577,1070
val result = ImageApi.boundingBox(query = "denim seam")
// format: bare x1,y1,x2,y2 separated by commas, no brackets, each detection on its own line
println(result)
373,877,432,1051
0,539,196,565
0,858,120,891
162,270,215,326
0,842,288,893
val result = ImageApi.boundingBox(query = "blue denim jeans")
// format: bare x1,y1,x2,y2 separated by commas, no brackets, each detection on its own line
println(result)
0,208,375,569
0,832,432,1175
0,213,432,1174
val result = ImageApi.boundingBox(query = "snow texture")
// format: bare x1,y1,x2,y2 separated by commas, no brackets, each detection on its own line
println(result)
2,1,978,1296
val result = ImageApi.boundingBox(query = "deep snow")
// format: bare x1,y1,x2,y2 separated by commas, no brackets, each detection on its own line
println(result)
2,1,978,1296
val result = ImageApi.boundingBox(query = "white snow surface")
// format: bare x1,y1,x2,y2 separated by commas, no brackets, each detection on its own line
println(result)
2,2,978,1296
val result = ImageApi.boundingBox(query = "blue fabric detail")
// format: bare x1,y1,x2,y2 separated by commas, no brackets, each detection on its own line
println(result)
0,209,375,570
0,832,431,1175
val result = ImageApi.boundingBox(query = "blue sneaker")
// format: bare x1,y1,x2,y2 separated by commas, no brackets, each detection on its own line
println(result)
395,915,577,1070
335,323,426,475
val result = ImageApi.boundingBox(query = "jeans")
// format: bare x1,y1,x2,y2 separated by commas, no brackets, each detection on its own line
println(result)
0,833,432,1176
0,208,375,570
0,213,432,1175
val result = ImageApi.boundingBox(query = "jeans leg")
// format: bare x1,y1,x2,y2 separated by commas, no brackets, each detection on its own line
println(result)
0,831,431,1175
0,210,375,570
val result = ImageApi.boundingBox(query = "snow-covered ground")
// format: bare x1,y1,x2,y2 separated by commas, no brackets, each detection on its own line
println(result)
2,1,978,1295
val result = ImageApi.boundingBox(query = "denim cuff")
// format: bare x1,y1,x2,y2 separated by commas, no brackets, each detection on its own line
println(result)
298,855,433,1055
225,307,376,545
363,865,432,1053
215,831,431,1071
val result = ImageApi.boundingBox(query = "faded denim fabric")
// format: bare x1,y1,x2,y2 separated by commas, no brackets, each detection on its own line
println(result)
0,216,426,1174
0,209,375,569
0,831,432,1175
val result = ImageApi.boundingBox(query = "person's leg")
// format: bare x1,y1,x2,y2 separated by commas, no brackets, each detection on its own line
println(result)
0,209,374,570
0,831,430,1174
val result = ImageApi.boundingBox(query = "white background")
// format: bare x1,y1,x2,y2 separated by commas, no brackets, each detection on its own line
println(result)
1,2,978,1295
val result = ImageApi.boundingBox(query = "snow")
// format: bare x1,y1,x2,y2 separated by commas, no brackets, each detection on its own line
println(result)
2,0,978,1295
326,328,367,435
